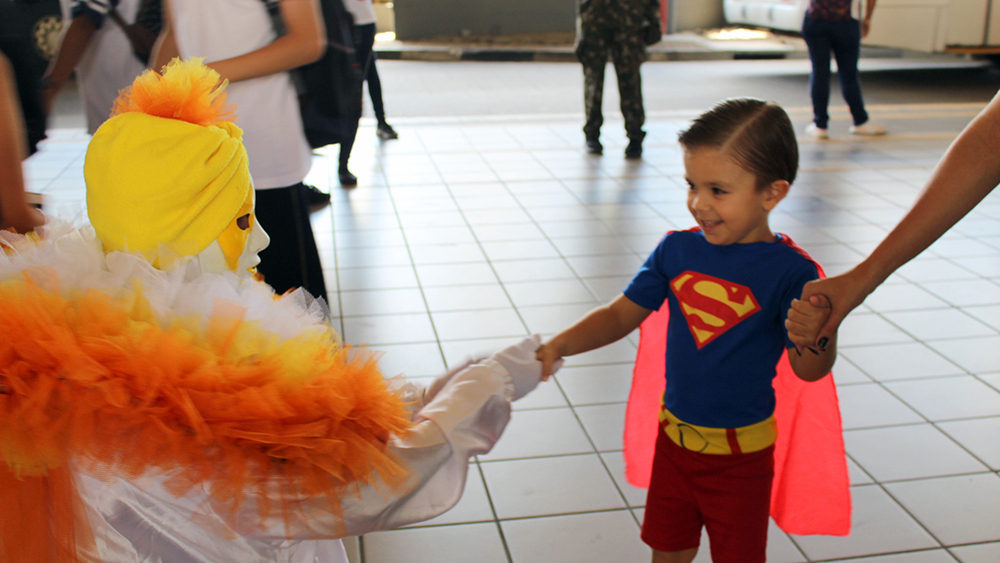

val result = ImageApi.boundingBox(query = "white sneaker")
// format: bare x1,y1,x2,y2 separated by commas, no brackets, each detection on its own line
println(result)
804,123,829,139
849,121,887,136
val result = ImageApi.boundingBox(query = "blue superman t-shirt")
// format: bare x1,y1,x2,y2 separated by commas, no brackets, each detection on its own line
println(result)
623,230,819,429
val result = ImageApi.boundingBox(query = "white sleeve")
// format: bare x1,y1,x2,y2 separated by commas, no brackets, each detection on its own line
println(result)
242,334,556,538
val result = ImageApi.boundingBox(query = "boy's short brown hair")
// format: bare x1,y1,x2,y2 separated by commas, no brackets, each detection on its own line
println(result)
678,98,798,189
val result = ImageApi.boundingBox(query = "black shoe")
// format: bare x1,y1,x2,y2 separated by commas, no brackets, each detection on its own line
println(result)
585,137,603,155
303,184,331,207
625,139,643,159
376,122,399,140
339,168,358,186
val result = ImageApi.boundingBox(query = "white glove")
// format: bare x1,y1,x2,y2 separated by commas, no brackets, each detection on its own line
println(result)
488,334,562,401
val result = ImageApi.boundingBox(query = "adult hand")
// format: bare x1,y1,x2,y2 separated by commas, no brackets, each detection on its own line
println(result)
861,18,872,38
798,269,872,350
1,205,44,234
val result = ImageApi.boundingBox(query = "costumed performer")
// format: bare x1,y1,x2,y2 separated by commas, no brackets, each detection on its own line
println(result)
0,58,556,563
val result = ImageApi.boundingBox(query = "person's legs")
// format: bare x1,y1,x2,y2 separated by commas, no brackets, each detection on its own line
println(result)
368,52,397,139
353,24,378,115
610,29,646,157
338,124,359,186
339,24,376,184
577,25,609,150
651,548,698,563
700,446,774,563
642,430,703,560
829,19,870,126
352,23,396,139
254,184,328,301
802,15,833,130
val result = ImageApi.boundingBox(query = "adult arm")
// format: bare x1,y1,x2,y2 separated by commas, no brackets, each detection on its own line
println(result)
162,0,326,83
861,0,877,37
149,0,179,71
41,15,98,114
536,294,653,379
0,53,44,233
801,90,1000,347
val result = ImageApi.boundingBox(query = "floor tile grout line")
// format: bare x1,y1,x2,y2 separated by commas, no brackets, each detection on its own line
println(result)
375,154,452,366
846,307,1000,473
421,131,524,561
460,458,516,563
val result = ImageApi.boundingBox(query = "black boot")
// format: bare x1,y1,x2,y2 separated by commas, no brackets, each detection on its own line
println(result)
624,138,643,159
339,167,357,186
585,137,603,155
303,184,331,207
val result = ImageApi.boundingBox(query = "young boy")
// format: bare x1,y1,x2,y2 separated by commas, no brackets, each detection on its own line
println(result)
536,98,840,563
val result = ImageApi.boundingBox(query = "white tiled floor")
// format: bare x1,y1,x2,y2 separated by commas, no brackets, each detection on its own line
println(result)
25,104,1000,562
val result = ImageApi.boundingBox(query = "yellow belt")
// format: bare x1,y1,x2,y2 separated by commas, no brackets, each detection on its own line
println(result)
659,404,777,455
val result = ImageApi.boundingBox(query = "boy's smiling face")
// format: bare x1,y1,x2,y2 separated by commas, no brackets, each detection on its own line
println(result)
684,147,788,246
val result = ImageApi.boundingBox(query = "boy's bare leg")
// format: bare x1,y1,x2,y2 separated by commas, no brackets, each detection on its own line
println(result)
652,548,697,563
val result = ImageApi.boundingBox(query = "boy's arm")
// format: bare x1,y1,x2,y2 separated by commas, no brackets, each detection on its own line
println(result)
786,295,837,382
536,293,653,379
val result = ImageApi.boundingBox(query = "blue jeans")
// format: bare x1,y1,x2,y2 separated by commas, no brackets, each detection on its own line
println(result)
801,15,869,129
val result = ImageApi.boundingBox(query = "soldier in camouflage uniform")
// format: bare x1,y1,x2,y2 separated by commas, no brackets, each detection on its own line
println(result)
576,0,661,158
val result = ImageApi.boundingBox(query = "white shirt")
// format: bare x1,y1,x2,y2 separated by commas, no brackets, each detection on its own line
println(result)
167,0,312,190
60,0,146,134
341,0,376,26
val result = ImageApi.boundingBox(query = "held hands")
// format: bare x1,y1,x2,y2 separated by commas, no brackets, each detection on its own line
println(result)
535,340,564,382
796,269,872,349
786,293,833,353
489,335,562,401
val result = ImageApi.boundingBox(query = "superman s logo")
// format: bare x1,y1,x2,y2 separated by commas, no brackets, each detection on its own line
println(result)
670,271,760,349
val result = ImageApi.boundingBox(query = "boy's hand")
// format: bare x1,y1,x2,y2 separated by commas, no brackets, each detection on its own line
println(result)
786,294,833,353
535,340,564,381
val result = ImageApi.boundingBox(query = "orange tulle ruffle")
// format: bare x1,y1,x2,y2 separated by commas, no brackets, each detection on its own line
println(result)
0,276,412,558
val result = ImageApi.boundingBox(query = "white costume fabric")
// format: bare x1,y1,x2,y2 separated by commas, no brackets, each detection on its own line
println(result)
1,222,550,563
166,0,312,190
59,0,147,134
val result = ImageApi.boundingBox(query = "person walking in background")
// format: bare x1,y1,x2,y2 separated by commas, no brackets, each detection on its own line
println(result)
336,0,397,187
801,0,886,139
42,0,147,134
341,0,397,141
152,0,328,300
576,0,660,159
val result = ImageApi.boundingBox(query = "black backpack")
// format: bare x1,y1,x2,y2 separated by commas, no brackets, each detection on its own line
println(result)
262,0,362,149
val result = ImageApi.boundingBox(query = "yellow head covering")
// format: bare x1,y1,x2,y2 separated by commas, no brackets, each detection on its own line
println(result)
85,58,252,264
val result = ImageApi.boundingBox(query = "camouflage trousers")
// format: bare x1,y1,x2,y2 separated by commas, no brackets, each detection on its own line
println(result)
576,22,646,142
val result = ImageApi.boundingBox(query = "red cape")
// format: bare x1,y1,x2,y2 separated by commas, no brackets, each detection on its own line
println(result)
623,233,851,536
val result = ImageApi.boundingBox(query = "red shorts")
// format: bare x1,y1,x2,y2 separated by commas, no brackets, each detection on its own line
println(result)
641,425,774,563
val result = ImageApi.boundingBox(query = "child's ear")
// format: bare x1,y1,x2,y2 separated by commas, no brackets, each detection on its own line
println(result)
762,180,790,210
